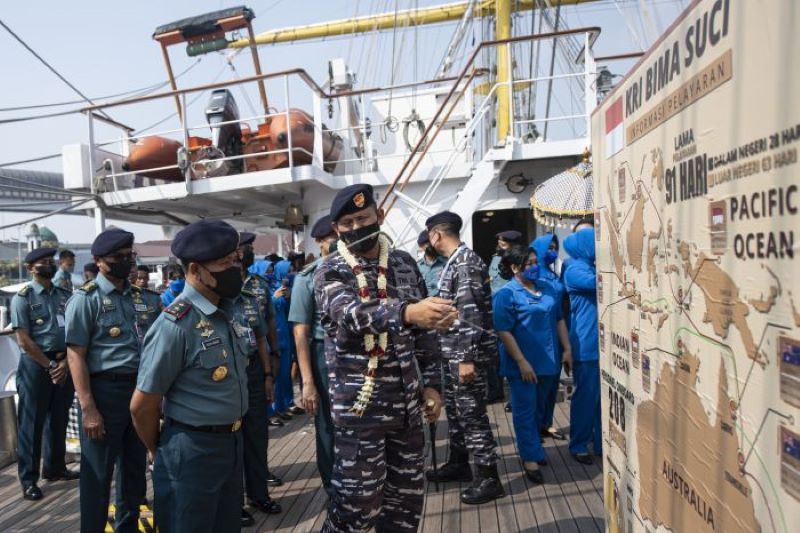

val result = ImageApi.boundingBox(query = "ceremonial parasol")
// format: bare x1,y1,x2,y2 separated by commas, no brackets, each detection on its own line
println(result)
530,149,593,227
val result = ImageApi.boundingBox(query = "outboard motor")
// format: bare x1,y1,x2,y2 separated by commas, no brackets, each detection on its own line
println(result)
205,89,242,174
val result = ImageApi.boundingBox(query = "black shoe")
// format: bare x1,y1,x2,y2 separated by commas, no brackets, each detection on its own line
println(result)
42,469,80,481
572,453,593,465
277,411,293,421
288,406,306,416
268,417,284,427
524,467,544,484
266,472,284,487
23,484,43,501
426,461,473,483
460,464,506,505
250,498,282,514
241,508,255,527
504,402,512,412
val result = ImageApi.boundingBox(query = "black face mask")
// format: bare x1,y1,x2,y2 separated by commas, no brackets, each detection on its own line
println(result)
204,265,244,298
106,260,133,280
339,223,381,254
35,264,56,280
241,249,255,270
425,245,438,258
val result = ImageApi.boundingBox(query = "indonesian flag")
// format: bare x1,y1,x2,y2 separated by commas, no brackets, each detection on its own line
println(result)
605,96,624,159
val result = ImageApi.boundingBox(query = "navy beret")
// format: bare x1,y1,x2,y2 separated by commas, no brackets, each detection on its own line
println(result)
24,247,57,264
417,230,430,246
172,220,239,263
83,262,99,274
497,230,523,243
239,232,256,246
311,215,335,239
330,184,376,221
91,228,134,256
425,211,463,232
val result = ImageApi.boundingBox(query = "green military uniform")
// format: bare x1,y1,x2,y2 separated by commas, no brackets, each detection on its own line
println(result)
11,279,73,490
65,272,161,532
288,258,334,496
138,282,249,532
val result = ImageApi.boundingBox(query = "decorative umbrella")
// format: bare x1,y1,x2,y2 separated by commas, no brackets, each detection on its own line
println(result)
530,150,593,227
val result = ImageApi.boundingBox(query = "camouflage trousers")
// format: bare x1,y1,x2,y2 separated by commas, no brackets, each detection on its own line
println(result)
443,360,499,466
322,424,425,532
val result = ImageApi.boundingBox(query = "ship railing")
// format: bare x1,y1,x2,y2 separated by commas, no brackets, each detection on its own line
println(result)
379,27,601,249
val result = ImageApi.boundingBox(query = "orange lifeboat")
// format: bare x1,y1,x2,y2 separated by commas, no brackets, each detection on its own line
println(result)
243,109,342,173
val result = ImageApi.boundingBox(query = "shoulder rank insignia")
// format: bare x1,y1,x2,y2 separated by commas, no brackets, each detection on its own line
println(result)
79,281,98,293
164,300,192,321
54,285,71,294
17,284,31,296
241,288,255,298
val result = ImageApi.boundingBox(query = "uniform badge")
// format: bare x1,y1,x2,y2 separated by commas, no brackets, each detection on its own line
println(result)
35,318,44,325
109,327,121,337
195,319,211,329
231,419,242,431
134,303,149,313
212,366,228,381
200,328,214,338
103,297,113,306
353,192,365,208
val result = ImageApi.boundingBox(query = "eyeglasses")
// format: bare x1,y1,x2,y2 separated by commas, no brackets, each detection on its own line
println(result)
104,252,137,263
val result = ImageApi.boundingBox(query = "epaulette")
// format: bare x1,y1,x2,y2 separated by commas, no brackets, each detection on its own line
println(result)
79,281,98,293
164,300,192,321
241,288,255,298
17,284,31,296
142,287,160,296
54,285,71,295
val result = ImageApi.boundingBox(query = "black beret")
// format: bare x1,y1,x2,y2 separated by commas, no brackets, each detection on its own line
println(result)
425,211,463,232
239,232,256,246
83,262,99,274
311,215,335,239
91,228,134,256
24,247,57,264
330,184,375,221
417,230,430,246
496,230,523,243
172,220,239,263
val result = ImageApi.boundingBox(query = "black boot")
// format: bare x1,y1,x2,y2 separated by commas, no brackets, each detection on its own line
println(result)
426,446,473,483
460,464,506,505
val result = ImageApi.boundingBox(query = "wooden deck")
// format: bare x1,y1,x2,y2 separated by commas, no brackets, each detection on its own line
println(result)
0,399,605,532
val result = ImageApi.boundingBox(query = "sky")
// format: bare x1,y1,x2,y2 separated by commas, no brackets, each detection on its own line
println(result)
0,0,686,245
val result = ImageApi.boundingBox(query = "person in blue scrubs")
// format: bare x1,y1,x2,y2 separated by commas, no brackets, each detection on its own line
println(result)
562,227,601,464
493,245,571,483
530,233,569,441
270,260,298,421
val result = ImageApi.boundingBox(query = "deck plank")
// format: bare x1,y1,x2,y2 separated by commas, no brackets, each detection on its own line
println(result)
0,392,604,532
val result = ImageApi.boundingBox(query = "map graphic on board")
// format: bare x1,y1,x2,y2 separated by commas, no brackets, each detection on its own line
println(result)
591,1,800,532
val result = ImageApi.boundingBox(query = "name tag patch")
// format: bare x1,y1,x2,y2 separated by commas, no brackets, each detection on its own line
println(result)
202,337,223,349
134,303,150,312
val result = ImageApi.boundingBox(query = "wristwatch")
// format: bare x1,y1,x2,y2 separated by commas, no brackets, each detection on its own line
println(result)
48,360,58,370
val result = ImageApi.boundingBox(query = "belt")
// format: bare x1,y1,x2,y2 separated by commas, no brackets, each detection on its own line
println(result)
90,371,138,383
166,418,242,434
44,351,66,361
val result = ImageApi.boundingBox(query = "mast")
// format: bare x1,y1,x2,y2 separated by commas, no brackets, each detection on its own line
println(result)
495,0,512,142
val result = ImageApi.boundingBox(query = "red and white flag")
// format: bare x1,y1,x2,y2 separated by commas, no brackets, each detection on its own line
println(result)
605,97,624,159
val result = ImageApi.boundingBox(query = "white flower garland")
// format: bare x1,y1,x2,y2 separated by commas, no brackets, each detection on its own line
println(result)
339,233,391,416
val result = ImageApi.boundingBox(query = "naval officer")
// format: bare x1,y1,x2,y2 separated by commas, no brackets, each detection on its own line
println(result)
131,220,250,532
289,215,337,497
11,247,78,501
65,228,161,532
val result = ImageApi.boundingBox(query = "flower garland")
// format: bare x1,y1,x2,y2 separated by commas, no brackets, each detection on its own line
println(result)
339,233,391,416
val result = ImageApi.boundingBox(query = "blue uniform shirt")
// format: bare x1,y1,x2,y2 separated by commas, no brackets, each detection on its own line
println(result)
10,281,71,353
417,255,445,297
563,228,598,362
288,259,324,340
493,278,561,377
51,268,74,292
136,283,250,426
64,273,160,374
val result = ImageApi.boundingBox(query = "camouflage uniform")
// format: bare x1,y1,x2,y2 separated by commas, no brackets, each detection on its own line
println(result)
314,247,439,533
437,244,499,467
